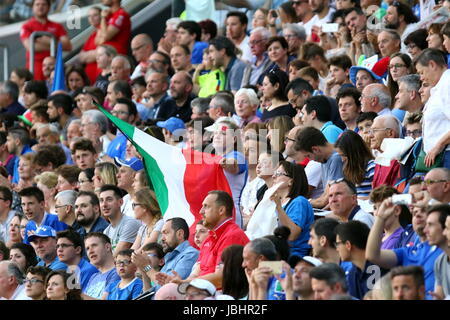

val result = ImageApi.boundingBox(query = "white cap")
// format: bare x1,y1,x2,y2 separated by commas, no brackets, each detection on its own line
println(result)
178,279,216,297
205,117,237,132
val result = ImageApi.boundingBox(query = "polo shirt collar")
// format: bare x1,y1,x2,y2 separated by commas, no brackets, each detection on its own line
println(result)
209,218,233,240
320,121,333,132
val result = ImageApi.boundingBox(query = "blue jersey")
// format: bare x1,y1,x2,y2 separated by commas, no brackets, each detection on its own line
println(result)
83,267,121,299
106,278,143,300
24,213,68,244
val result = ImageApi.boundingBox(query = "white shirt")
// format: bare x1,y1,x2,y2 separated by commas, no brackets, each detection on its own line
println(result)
422,69,450,153
240,176,265,217
305,160,323,199
121,194,136,219
353,207,375,229
131,64,145,80
11,284,31,300
299,17,316,37
238,35,253,64
378,108,393,116
310,8,336,29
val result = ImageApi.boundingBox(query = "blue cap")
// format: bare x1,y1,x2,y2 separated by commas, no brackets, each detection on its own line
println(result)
28,225,57,242
349,66,383,86
156,117,185,133
114,157,144,171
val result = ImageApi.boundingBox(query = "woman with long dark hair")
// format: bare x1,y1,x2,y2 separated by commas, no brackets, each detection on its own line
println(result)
260,68,295,121
335,130,375,198
220,245,248,300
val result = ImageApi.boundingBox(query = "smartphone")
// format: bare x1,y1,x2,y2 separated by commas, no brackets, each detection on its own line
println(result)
259,261,283,275
271,10,278,18
392,194,412,206
322,23,339,33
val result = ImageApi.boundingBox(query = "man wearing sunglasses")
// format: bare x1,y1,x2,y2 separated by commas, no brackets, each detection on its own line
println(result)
423,168,450,204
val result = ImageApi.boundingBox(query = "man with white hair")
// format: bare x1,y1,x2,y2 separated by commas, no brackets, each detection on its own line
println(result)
157,17,182,54
0,261,30,300
361,84,392,116
54,190,80,230
81,110,112,158
241,27,272,87
282,24,306,58
232,88,260,128
109,55,131,82
130,34,154,80
369,115,403,188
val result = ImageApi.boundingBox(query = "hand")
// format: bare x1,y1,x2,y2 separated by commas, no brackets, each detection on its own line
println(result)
411,191,431,209
101,9,111,19
376,197,397,221
155,272,174,286
429,290,444,300
131,251,151,270
425,144,443,167
267,10,277,26
252,266,272,289
168,270,182,284
219,157,238,174
326,77,336,89
270,191,282,208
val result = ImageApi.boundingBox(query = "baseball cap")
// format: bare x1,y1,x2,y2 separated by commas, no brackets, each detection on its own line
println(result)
28,225,57,243
349,66,382,86
178,279,216,297
204,117,237,132
288,255,323,268
156,117,185,134
114,157,144,172
18,110,33,127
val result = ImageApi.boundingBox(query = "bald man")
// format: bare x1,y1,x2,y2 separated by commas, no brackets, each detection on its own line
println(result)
162,71,196,122
361,84,393,116
130,34,154,80
423,168,450,203
370,115,402,188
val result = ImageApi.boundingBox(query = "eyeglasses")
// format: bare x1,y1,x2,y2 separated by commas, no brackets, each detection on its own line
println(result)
149,59,165,65
328,178,357,194
423,179,448,185
56,243,75,249
249,39,265,46
273,171,290,178
111,110,130,116
284,136,296,143
147,253,157,258
24,278,44,285
406,43,418,50
406,129,422,137
55,204,69,209
132,203,144,209
284,34,299,40
78,179,92,184
115,260,132,266
389,64,407,70
292,0,308,5
334,241,344,247
368,128,391,135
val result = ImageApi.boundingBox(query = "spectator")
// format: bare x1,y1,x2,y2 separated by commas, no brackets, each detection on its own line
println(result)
109,55,132,83
9,242,37,274
260,68,294,121
404,29,428,61
81,109,111,158
427,23,444,51
94,44,117,93
78,168,95,193
325,55,353,98
141,70,171,121
208,36,247,93
199,19,217,43
71,138,98,171
0,260,29,300
55,165,81,193
177,20,208,65
24,265,50,300
283,24,306,59
336,87,361,132
78,6,102,85
29,225,66,270
395,75,423,115
130,34,154,80
157,17,182,55
0,81,26,116
432,204,450,299
384,1,418,44
225,11,252,63
34,171,58,214
9,68,33,106
335,220,383,299
190,97,210,120
366,196,443,300
170,45,194,75
335,130,375,198
423,168,450,203
178,278,216,300
377,30,401,60
193,48,225,98
93,162,118,194
241,27,271,87
74,191,109,241
15,153,36,192
327,178,375,227
308,218,340,264
20,187,68,244
34,125,71,166
19,0,72,80
300,43,329,92
390,265,425,300
310,263,350,300
207,92,235,121
132,242,165,292
361,83,392,116
95,0,131,56
369,185,409,250
54,190,79,229
104,249,143,300
266,36,291,74
164,71,196,122
56,228,98,291
6,214,24,248
100,185,141,254
44,270,82,300
281,255,322,300
149,218,199,291
0,187,17,245
65,65,90,95
356,111,378,148
266,115,294,154
285,77,314,126
7,126,33,185
349,65,382,93
388,53,413,114
220,244,248,300
82,232,120,300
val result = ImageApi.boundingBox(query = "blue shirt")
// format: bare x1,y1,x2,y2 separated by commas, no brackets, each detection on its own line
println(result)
321,121,343,144
75,216,110,241
0,101,26,116
154,240,199,291
24,212,68,244
77,258,99,291
106,132,127,160
83,267,121,299
321,151,344,186
106,278,143,300
341,260,388,300
37,256,67,270
393,241,443,300
267,275,286,300
192,42,208,65
283,196,314,257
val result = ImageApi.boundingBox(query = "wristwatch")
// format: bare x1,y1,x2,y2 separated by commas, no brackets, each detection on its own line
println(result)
143,265,152,272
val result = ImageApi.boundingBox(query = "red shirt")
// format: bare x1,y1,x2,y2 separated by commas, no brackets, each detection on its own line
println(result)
372,159,400,189
198,218,249,276
104,7,131,55
82,30,100,85
20,17,68,80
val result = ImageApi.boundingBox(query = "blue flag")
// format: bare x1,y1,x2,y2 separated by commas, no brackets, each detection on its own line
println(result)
51,42,66,92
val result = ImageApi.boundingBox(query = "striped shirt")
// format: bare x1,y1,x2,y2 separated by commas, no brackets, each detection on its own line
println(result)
356,160,376,197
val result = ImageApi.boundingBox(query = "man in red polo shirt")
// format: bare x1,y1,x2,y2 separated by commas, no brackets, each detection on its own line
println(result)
181,190,249,289
95,0,131,56
20,0,72,81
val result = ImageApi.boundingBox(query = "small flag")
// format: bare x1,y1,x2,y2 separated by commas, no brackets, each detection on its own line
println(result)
51,42,66,92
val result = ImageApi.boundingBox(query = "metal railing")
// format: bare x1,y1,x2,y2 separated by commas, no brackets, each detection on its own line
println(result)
29,31,57,76
0,44,8,81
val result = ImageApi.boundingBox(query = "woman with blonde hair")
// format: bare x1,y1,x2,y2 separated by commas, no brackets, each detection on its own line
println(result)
35,171,58,213
266,115,294,154
13,153,36,192
131,188,164,252
93,162,118,195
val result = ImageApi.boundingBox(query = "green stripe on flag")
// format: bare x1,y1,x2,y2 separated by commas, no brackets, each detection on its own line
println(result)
96,104,169,214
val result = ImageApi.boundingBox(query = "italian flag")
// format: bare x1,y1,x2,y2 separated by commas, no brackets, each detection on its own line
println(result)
98,106,233,240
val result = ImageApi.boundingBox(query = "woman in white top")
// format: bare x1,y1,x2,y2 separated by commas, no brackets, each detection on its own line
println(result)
130,188,164,253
